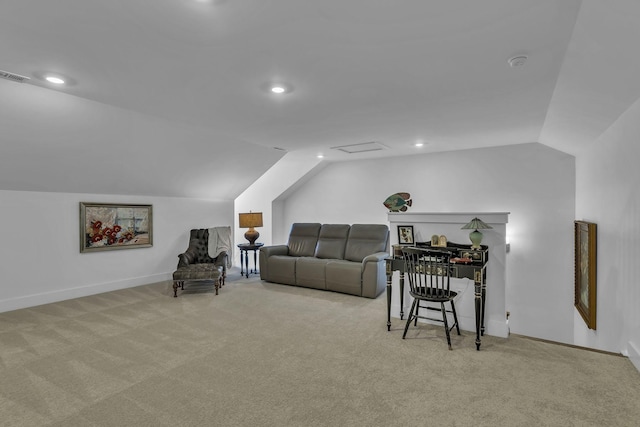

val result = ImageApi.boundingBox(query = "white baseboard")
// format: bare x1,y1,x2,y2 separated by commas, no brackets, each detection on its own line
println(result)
628,340,640,374
486,319,510,338
0,272,172,313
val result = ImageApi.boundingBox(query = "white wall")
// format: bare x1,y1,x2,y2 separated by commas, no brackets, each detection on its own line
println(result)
279,143,576,344
576,96,640,365
0,190,232,312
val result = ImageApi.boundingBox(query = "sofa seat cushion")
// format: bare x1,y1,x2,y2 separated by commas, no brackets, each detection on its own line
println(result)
173,264,222,281
266,255,298,285
295,257,328,290
325,260,362,296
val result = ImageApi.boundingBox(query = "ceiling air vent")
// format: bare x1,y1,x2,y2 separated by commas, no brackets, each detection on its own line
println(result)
331,141,388,154
0,70,30,83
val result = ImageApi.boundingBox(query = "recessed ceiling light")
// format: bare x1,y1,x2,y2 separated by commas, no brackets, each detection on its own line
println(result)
414,139,428,147
271,84,290,95
34,71,76,86
317,154,324,159
45,76,65,84
261,81,293,95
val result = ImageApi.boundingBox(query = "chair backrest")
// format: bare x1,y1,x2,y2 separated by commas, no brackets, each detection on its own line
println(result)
188,229,216,263
402,246,453,299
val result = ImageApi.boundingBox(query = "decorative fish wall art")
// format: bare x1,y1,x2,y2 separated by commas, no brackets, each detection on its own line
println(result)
383,192,412,212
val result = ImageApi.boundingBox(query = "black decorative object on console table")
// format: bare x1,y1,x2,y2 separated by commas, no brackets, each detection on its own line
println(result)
385,241,488,350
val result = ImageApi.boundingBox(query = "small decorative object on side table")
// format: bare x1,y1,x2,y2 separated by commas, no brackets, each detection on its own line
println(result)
237,243,264,278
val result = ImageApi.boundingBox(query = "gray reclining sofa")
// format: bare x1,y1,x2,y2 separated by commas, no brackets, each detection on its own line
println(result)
259,223,389,298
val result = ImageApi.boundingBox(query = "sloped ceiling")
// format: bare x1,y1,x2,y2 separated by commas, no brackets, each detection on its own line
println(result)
1,0,639,199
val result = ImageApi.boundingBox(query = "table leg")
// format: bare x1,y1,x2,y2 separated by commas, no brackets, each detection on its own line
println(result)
399,272,405,320
475,280,482,350
385,261,392,331
252,249,258,274
386,278,392,331
244,250,249,278
481,282,487,336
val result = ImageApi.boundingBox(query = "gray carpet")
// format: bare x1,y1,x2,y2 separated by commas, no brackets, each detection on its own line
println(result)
1,269,639,426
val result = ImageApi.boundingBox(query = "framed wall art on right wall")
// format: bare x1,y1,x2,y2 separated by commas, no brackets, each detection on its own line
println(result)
574,220,597,329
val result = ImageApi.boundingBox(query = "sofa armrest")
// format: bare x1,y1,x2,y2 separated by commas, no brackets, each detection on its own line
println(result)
362,251,390,264
260,245,289,257
259,245,289,281
361,251,390,298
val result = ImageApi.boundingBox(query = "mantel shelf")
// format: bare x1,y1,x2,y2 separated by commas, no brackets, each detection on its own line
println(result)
387,211,509,225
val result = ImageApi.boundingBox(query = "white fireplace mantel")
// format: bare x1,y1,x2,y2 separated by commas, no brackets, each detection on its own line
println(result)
388,211,509,226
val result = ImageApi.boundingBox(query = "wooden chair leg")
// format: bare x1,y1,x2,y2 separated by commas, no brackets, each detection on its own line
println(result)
403,299,418,339
173,281,179,297
451,300,460,335
441,302,452,350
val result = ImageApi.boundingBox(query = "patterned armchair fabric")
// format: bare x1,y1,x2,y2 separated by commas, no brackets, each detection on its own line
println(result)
178,229,227,268
172,229,227,297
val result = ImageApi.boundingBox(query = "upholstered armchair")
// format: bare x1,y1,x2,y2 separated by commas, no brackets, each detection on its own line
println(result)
172,227,231,297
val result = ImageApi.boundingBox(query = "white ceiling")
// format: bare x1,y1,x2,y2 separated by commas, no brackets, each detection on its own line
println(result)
1,0,639,199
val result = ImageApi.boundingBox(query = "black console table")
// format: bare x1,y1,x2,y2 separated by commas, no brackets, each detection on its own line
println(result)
238,243,263,278
385,242,488,350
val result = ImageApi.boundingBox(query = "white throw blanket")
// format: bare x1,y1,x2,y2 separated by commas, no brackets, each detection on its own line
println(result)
208,226,233,268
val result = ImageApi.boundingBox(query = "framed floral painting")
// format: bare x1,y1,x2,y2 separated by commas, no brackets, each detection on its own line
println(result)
574,220,596,329
80,203,153,253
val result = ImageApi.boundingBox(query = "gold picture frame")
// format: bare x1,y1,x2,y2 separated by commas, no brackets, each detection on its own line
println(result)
574,220,597,329
80,202,153,253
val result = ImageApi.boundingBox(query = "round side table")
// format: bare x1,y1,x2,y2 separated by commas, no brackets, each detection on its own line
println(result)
237,243,264,278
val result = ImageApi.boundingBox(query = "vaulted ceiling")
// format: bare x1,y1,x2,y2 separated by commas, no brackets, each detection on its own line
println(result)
2,0,639,199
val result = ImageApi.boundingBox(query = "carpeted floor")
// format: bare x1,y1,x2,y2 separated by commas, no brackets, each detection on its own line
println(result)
1,269,639,426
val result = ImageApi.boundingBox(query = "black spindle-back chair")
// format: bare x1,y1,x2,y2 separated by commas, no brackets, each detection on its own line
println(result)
401,246,460,349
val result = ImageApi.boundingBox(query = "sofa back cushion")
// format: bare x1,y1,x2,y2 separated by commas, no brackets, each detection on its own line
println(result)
287,223,322,257
344,224,390,262
314,224,350,259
